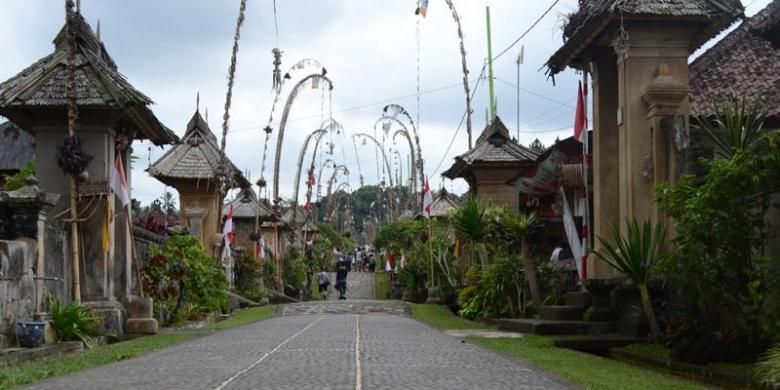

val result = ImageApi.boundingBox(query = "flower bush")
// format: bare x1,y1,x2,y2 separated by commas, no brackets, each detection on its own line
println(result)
143,233,227,325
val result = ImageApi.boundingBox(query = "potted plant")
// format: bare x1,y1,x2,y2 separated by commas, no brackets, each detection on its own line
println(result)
16,320,46,348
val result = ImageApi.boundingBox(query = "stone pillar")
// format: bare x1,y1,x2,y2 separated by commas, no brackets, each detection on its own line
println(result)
184,204,207,245
642,63,689,229
613,26,692,229
588,48,621,279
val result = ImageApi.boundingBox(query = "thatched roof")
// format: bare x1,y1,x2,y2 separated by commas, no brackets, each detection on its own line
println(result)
547,0,744,76
442,117,539,179
222,187,277,222
0,14,176,145
690,0,780,123
0,121,34,172
148,111,249,188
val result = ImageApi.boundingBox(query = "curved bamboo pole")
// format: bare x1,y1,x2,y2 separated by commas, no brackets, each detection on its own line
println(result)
272,74,333,210
325,165,350,200
326,182,353,226
290,128,327,224
392,128,417,206
353,132,397,220
443,0,473,149
376,114,423,199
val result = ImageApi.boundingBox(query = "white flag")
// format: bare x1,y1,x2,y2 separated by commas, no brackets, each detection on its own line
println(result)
110,155,130,207
560,188,584,280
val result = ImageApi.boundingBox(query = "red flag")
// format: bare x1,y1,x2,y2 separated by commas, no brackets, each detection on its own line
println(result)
110,155,130,207
573,81,587,143
422,179,433,218
224,205,234,245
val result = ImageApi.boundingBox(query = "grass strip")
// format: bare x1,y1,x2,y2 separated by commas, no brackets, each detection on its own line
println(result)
373,272,391,300
472,336,705,390
409,303,491,330
0,305,275,390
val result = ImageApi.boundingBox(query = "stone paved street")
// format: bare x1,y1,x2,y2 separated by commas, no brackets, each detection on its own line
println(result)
327,271,375,300
24,302,577,390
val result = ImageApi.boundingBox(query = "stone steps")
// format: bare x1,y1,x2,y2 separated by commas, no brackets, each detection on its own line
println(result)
498,318,615,335
539,305,583,321
564,291,592,308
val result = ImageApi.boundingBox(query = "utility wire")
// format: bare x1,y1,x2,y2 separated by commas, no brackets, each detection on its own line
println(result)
492,0,562,61
431,64,487,177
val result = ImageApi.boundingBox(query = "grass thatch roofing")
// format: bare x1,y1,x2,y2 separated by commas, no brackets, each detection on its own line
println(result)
148,111,249,188
0,13,176,145
546,0,744,76
442,116,539,179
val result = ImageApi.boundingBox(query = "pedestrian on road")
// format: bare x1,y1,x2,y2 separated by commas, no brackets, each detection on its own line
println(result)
335,258,350,299
318,268,330,299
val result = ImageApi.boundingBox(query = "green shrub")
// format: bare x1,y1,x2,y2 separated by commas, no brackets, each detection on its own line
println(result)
48,295,102,347
2,162,35,191
143,233,227,325
756,344,780,388
459,258,520,320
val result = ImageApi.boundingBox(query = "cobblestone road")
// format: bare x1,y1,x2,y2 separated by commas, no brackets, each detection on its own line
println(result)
326,271,375,300
25,302,577,390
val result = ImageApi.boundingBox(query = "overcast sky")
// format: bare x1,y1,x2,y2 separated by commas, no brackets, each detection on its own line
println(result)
0,0,770,206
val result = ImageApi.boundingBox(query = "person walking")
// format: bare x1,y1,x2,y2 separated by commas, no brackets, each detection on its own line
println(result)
317,268,330,300
335,257,350,299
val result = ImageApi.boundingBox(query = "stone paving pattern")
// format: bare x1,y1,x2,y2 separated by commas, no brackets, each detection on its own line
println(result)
326,271,375,300
24,301,577,390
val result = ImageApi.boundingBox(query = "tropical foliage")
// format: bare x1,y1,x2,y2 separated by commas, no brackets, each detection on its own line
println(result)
48,295,103,347
593,218,665,340
2,162,35,191
143,233,228,325
656,103,780,363
756,343,780,388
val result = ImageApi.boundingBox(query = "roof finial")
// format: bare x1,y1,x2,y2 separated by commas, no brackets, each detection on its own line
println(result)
205,107,209,124
76,0,81,13
96,19,100,40
196,91,200,113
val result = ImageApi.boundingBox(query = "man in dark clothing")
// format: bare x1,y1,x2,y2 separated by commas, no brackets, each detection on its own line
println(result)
335,258,350,299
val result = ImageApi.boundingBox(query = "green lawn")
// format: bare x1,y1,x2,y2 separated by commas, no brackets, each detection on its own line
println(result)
373,272,391,300
0,305,275,390
409,303,491,330
473,336,705,390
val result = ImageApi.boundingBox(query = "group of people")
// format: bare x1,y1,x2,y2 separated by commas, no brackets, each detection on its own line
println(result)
316,245,377,300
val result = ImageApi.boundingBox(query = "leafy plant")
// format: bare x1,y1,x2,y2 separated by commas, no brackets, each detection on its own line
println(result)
694,99,768,159
48,295,102,347
2,162,35,191
144,233,227,325
458,257,521,320
450,197,491,270
497,211,541,311
592,218,665,340
756,343,780,388
399,257,428,303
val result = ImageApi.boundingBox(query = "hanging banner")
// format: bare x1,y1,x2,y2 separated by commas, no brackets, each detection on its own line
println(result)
560,187,584,280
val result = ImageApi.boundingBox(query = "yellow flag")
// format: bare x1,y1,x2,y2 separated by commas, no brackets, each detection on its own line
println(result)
102,200,110,253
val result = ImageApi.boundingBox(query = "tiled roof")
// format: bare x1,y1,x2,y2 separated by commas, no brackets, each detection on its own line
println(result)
428,188,459,218
148,111,249,188
547,0,743,76
690,0,780,120
0,14,176,145
0,121,34,172
442,117,538,179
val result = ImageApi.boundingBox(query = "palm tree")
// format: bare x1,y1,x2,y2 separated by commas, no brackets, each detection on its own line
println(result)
593,218,665,340
450,197,490,272
695,99,768,159
500,212,542,310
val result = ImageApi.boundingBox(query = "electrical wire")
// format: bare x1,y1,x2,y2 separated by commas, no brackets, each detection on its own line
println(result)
492,0,562,61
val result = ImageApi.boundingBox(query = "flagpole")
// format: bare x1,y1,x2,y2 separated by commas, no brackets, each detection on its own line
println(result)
581,72,590,282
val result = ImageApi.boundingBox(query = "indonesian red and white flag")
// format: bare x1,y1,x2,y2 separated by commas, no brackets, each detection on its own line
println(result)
110,155,130,207
221,206,235,260
422,179,433,218
573,81,587,143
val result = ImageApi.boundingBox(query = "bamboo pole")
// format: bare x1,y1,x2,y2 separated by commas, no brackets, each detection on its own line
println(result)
65,0,81,301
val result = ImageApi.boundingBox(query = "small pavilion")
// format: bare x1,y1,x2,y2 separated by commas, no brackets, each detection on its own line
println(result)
0,12,176,334
148,110,249,256
442,117,538,211
222,187,277,255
